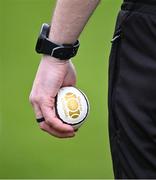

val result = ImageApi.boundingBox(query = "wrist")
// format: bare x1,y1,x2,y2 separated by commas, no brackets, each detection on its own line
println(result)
42,55,70,65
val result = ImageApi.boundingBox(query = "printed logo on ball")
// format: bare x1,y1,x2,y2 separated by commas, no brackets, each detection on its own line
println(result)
61,92,82,120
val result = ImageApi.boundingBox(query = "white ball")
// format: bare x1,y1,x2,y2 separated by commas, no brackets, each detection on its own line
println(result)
55,86,90,129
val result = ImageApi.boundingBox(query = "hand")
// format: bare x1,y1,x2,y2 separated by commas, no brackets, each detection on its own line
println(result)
29,55,76,138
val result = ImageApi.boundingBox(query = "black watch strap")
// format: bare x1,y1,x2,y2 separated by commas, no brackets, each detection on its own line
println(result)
36,23,80,60
41,39,79,60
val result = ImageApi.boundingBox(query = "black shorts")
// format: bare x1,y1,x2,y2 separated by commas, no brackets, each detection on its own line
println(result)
108,0,156,178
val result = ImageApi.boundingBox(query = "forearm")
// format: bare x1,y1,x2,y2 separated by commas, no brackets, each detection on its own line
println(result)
49,0,100,44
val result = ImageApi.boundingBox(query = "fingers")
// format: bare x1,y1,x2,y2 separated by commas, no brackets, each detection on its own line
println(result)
39,121,75,138
32,103,43,119
40,103,74,133
30,96,75,138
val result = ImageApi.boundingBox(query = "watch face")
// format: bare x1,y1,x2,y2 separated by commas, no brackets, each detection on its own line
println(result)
35,23,50,53
41,23,50,38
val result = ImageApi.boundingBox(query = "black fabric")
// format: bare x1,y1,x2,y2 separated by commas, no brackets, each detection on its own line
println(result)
122,1,156,16
124,0,156,5
108,1,156,179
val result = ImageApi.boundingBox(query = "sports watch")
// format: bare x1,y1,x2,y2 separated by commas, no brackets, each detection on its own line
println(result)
35,23,80,60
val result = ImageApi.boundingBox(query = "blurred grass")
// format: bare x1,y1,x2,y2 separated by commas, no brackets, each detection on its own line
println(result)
0,0,122,179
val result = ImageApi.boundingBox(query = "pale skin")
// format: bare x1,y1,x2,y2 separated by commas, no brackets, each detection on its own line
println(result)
29,0,100,138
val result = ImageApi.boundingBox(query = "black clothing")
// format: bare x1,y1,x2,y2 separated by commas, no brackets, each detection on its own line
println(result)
109,0,156,178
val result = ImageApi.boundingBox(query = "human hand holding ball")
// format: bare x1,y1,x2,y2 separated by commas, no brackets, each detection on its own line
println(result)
30,57,89,138
35,86,90,130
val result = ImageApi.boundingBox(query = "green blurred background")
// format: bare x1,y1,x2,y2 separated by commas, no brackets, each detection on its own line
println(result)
0,0,122,179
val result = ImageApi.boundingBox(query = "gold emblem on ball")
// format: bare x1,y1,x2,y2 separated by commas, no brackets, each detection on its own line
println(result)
64,92,81,119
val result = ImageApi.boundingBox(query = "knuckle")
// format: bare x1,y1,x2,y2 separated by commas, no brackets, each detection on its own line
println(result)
45,118,52,125
29,95,40,105
39,123,46,131
44,118,55,127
